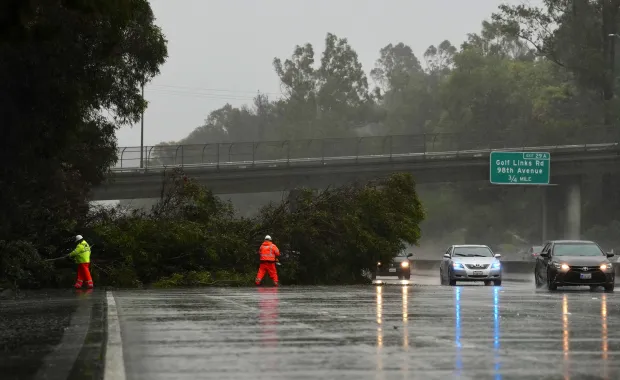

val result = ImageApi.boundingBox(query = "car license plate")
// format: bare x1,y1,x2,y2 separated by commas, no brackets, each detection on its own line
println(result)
389,268,396,273
473,271,483,275
580,273,592,279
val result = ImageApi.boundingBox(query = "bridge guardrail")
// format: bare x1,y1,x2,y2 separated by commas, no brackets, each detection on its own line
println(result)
111,126,620,172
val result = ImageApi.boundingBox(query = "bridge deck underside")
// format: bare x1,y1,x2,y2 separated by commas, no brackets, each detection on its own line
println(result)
92,148,620,200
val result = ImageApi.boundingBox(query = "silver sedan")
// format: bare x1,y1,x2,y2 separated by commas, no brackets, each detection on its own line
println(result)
439,245,502,286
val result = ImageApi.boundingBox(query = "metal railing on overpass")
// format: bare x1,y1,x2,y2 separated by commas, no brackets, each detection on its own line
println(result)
111,126,620,172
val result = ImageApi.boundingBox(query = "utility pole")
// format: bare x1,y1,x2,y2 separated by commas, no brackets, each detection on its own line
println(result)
608,33,618,127
140,81,145,169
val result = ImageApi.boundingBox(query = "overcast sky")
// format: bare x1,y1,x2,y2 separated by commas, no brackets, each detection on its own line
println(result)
115,0,537,148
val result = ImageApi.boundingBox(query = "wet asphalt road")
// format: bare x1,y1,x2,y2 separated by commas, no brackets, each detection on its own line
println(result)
0,289,106,380
108,274,620,380
4,273,620,379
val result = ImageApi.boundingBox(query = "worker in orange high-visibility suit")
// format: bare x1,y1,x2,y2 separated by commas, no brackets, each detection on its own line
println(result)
255,235,280,286
69,235,93,289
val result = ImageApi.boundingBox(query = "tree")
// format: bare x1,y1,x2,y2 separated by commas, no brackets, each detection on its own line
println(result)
371,43,423,93
462,20,535,60
272,43,319,139
370,43,434,135
492,0,620,124
424,40,457,76
271,33,375,139
0,0,168,246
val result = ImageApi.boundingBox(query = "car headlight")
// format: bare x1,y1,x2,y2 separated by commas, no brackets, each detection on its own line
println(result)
552,262,569,271
452,262,464,269
601,263,613,271
377,262,381,266
491,261,501,269
401,261,409,268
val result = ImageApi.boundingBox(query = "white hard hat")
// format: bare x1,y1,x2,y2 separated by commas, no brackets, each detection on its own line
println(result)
264,235,272,241
75,235,83,242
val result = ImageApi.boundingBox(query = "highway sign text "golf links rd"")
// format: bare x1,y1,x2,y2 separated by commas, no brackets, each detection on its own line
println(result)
490,151,550,185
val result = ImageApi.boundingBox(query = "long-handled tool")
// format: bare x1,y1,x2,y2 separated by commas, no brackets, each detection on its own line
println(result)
44,254,70,262
43,244,95,262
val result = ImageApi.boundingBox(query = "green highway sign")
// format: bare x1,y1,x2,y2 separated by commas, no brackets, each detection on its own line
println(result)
490,151,550,185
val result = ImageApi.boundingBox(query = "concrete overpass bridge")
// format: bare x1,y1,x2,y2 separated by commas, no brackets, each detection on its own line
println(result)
93,130,620,240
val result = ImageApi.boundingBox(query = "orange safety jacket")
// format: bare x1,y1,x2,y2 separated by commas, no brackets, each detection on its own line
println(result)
259,241,280,262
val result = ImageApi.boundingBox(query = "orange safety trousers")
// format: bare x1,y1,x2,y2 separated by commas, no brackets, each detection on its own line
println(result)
75,263,94,289
255,262,278,285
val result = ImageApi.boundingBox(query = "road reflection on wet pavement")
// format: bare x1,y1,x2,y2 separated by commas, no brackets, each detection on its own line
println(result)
109,277,620,380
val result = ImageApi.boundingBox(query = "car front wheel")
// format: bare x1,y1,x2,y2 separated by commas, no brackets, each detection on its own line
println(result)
605,282,615,292
449,274,456,286
534,271,542,288
493,280,501,286
547,271,557,291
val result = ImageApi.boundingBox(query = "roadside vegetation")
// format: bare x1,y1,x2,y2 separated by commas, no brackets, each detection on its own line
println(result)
1,1,620,289
2,170,424,289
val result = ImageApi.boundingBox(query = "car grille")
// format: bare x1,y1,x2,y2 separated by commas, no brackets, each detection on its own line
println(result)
465,264,489,269
564,269,607,283
568,265,601,271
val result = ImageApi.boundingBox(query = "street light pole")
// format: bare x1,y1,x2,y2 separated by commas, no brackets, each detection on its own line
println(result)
607,33,618,125
140,81,145,169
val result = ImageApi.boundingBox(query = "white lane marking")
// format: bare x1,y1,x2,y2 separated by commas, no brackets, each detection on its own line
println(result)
104,291,126,380
34,295,92,380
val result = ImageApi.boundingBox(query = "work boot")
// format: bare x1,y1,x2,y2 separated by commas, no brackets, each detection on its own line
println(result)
274,282,279,287
86,281,94,289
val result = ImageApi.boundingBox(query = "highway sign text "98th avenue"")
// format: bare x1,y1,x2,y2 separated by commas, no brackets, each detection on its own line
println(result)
490,151,550,185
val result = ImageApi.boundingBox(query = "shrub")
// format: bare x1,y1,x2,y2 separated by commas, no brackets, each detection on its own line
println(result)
0,240,49,289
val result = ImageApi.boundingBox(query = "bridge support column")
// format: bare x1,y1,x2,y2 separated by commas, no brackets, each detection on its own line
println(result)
542,176,582,241
565,178,581,240
542,185,562,242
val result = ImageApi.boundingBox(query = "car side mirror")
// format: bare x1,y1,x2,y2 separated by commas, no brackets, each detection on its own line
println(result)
407,253,413,258
443,253,450,259
607,252,615,258
540,252,549,258
494,253,501,259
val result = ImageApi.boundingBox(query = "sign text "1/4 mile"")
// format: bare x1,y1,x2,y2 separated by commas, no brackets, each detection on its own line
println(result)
489,151,550,185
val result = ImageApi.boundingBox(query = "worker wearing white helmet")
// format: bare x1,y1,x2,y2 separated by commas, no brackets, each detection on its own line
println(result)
255,235,280,286
68,235,93,289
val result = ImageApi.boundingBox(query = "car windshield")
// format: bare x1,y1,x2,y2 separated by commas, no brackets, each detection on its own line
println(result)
553,243,603,257
396,252,410,257
453,247,493,257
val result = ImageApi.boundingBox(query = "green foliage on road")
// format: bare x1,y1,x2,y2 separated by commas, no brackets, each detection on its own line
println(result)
260,173,424,284
82,171,424,287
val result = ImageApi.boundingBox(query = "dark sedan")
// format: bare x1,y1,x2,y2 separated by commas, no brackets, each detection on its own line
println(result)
535,240,615,292
373,252,413,280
